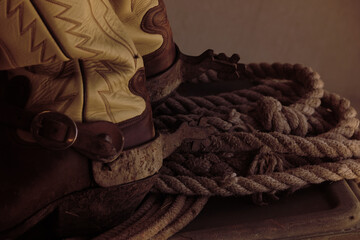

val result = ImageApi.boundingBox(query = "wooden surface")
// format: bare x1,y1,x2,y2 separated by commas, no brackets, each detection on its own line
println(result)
169,181,360,240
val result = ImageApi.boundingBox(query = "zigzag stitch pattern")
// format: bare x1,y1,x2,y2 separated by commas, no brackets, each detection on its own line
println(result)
96,60,119,122
5,0,57,64
46,0,103,58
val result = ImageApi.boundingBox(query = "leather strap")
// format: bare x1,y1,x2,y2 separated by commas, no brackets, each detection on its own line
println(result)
0,102,124,162
92,122,215,187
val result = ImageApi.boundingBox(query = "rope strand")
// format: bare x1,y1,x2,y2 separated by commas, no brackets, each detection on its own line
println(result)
152,159,360,196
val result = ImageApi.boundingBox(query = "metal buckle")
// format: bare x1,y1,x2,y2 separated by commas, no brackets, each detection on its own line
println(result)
31,111,78,150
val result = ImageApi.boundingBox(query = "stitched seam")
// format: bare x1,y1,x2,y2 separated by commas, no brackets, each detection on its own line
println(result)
30,0,70,59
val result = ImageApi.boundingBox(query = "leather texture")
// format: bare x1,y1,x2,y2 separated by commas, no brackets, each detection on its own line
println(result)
141,0,176,77
80,60,146,123
2,0,147,123
0,74,157,233
0,125,91,232
146,46,182,103
0,0,68,70
7,60,84,122
93,134,163,187
0,0,159,177
109,0,163,56
31,0,140,64
117,69,155,149
0,0,166,236
110,0,176,77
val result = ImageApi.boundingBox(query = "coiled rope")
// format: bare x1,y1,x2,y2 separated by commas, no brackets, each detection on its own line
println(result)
95,59,360,240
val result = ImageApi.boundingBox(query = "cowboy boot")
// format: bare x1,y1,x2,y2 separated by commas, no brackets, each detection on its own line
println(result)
0,0,163,238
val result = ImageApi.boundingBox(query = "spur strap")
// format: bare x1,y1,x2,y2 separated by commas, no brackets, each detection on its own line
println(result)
0,102,124,162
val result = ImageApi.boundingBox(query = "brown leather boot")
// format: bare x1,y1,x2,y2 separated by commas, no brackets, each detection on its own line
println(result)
0,1,162,238
0,65,162,240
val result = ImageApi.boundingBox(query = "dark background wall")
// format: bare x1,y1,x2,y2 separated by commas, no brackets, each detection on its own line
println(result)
165,0,360,112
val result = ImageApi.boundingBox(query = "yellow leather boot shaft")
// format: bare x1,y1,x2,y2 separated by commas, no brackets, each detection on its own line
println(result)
1,0,146,124
0,0,68,69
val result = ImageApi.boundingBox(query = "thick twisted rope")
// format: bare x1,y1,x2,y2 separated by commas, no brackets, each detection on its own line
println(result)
154,90,356,139
154,68,357,144
94,58,360,240
150,59,360,204
155,63,324,117
183,131,360,158
152,159,360,196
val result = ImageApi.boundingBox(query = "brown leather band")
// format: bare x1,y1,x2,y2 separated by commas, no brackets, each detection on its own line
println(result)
146,45,182,104
93,133,163,187
0,103,124,162
118,69,155,149
0,69,156,161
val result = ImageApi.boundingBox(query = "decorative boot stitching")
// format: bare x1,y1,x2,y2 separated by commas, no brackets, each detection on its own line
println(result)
141,0,172,57
0,39,18,68
24,61,78,114
128,68,150,101
3,0,58,66
87,0,138,64
96,60,119,123
45,0,103,58
30,0,70,58
118,68,152,129
141,0,176,76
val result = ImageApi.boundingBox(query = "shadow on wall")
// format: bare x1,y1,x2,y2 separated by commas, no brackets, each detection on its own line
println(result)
165,0,360,112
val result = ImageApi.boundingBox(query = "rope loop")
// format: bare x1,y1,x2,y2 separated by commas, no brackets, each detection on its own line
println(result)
153,61,360,198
